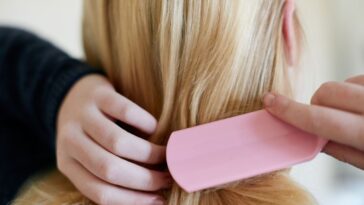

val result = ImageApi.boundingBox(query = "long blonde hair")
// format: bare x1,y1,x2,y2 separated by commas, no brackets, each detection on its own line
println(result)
14,0,315,204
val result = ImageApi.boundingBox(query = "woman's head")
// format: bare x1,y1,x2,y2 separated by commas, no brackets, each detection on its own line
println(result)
82,0,313,204
83,0,300,139
10,1,315,204
13,1,312,205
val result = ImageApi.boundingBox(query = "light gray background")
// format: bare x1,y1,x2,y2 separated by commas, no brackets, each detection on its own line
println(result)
0,0,363,204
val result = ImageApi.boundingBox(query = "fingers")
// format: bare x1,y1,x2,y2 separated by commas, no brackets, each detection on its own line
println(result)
64,129,172,191
60,158,166,205
263,93,364,150
346,75,364,86
323,141,364,170
95,89,157,134
311,81,364,114
82,108,166,164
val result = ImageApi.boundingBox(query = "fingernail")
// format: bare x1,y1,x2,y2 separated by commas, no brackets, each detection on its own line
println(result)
263,93,276,107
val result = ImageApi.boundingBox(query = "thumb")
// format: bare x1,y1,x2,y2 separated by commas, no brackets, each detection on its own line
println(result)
262,93,296,119
261,93,314,132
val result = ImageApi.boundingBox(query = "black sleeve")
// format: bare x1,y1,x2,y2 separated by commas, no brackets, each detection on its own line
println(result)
0,27,106,204
0,26,104,151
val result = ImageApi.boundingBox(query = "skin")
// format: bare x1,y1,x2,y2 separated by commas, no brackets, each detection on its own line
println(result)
263,75,364,170
57,75,170,205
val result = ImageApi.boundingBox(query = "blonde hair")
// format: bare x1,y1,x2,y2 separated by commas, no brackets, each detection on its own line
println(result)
13,0,315,204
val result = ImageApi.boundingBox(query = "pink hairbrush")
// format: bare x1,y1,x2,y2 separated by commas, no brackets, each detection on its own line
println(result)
166,109,327,193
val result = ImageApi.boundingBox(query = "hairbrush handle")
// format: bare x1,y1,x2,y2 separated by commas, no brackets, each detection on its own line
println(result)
166,109,328,193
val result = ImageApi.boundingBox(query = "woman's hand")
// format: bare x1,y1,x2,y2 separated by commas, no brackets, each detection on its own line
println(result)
263,75,364,170
56,74,170,205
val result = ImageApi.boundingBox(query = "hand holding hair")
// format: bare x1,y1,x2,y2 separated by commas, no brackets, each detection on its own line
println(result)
263,75,364,170
56,74,170,205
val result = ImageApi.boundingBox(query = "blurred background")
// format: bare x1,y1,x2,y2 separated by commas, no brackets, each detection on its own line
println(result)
0,0,363,204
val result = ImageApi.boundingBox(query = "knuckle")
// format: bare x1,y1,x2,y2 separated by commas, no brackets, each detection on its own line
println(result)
94,189,111,205
98,160,117,182
96,90,132,119
89,117,112,140
81,106,97,123
59,126,77,148
312,81,338,104
118,101,130,119
114,95,131,117
141,172,158,190
274,95,291,115
319,81,336,94
93,86,108,100
99,125,114,141
314,83,329,100
95,89,117,109
306,109,320,132
109,133,126,153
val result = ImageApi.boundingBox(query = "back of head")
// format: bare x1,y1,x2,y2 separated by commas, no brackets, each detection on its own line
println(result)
82,1,314,204
14,0,316,204
83,0,295,139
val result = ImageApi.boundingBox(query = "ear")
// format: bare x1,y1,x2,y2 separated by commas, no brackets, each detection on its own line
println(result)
283,0,297,66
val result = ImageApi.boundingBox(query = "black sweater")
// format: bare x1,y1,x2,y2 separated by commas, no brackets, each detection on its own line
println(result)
0,27,103,204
